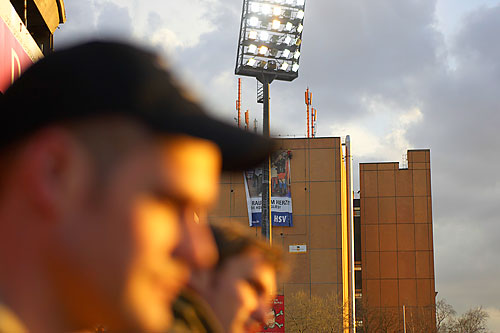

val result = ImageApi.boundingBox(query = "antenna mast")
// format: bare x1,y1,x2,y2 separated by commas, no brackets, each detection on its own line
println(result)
236,78,241,128
305,88,312,138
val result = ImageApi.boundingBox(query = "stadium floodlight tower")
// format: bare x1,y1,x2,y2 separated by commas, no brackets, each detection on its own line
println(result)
235,0,306,241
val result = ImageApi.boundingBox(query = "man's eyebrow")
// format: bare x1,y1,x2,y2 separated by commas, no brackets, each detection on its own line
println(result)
150,186,188,207
247,277,266,295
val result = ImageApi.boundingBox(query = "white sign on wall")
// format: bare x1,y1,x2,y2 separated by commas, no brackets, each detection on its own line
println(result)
289,244,307,253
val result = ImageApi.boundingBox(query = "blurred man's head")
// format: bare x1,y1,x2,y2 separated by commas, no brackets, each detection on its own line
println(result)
0,41,273,333
189,223,284,333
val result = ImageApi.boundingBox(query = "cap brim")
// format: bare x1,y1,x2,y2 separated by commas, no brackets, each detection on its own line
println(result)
148,111,275,171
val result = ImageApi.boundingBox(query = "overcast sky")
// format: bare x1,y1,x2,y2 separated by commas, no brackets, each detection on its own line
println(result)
55,0,500,330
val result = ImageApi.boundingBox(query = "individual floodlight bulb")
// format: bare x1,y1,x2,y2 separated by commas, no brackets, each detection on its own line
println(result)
292,63,299,72
248,30,258,39
296,10,304,19
284,35,292,45
281,62,289,70
297,23,303,33
261,4,271,15
294,50,300,59
260,31,269,41
247,58,257,66
296,0,305,6
248,44,257,53
259,45,269,55
273,6,281,16
285,22,293,31
249,16,259,27
272,19,281,30
282,49,291,58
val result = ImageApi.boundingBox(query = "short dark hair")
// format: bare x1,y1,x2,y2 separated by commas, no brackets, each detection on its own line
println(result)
210,223,284,272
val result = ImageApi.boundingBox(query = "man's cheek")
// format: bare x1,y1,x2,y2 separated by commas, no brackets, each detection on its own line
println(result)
132,196,180,254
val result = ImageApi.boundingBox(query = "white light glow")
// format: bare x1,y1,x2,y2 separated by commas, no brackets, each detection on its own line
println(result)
249,31,258,39
292,63,299,72
294,50,300,59
286,0,293,4
272,19,281,30
285,22,293,31
251,2,259,12
297,23,303,33
273,7,281,16
281,62,289,70
296,0,305,6
248,44,257,53
260,31,269,41
284,36,292,45
259,45,269,55
247,58,257,66
249,16,259,27
297,10,304,19
282,49,291,58
261,4,271,15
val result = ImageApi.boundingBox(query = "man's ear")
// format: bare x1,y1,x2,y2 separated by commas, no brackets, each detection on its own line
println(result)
16,127,91,222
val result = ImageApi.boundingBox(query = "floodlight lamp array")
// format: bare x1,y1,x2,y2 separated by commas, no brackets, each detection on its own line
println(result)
235,0,306,81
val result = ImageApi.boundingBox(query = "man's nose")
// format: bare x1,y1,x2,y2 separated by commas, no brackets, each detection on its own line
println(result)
251,300,270,325
172,211,218,269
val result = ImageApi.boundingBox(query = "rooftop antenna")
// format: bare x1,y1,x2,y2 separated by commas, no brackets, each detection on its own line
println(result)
236,78,241,128
245,110,249,131
312,108,318,137
305,88,312,138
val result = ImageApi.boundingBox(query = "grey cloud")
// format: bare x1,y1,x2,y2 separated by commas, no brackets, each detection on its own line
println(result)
285,0,442,123
53,0,98,47
54,0,133,46
147,12,162,32
454,5,500,67
96,1,133,38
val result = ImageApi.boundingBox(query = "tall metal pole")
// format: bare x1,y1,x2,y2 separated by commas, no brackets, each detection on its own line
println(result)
237,78,241,128
403,305,407,333
305,88,310,138
345,135,356,332
261,76,272,242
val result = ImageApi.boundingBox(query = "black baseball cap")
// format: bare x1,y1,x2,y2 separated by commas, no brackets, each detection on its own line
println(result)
0,41,273,170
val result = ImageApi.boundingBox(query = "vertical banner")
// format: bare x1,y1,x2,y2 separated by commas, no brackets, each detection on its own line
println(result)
258,295,285,332
0,1,42,93
0,19,32,92
244,151,293,227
